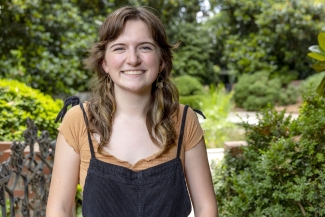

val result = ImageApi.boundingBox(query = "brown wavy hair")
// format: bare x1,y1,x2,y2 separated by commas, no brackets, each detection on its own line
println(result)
83,6,179,155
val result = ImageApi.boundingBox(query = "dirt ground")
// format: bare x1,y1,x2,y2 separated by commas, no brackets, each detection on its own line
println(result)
234,100,303,114
274,102,302,114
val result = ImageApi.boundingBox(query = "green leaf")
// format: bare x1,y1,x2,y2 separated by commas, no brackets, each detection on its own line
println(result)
308,45,325,55
307,52,325,61
316,76,325,96
311,61,325,73
318,32,325,51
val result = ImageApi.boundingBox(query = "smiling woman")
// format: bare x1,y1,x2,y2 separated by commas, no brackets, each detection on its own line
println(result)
46,6,218,217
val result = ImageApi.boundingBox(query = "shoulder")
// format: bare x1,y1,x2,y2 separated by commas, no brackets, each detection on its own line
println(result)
62,102,89,121
59,102,89,132
174,104,203,132
58,102,89,152
177,104,204,151
177,104,201,123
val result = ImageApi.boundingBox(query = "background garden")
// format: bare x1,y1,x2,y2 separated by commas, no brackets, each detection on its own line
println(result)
1,0,325,216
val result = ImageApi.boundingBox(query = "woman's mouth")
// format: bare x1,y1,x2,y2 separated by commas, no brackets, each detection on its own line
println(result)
122,70,144,75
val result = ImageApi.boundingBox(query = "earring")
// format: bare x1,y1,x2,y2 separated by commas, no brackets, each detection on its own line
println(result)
106,75,112,89
156,74,164,89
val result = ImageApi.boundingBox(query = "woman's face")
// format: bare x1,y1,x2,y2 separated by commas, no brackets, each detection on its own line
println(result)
102,20,164,95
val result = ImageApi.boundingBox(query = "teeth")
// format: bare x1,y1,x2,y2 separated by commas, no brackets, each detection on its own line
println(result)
123,70,143,75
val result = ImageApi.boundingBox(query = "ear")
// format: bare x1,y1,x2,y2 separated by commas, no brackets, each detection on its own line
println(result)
159,61,165,73
102,60,108,73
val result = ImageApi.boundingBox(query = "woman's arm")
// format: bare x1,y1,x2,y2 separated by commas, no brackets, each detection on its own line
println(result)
185,138,218,217
46,132,80,217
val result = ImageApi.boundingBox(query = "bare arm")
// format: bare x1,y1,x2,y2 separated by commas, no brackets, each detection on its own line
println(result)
185,138,218,217
46,132,80,217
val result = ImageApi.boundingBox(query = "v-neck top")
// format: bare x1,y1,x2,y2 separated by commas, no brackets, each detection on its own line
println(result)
58,103,204,190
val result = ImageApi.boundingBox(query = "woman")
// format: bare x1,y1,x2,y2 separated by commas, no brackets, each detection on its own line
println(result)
47,6,218,217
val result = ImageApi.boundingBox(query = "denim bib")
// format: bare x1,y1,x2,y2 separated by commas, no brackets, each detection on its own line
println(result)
79,104,192,217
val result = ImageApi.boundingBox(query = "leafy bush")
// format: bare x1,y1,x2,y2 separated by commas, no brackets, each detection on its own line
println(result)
0,1,96,96
214,89,325,216
0,79,63,141
205,0,325,81
172,75,204,109
200,85,236,148
171,22,217,84
234,71,298,111
300,71,325,94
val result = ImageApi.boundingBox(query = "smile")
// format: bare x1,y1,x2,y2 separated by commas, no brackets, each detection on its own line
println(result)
122,70,145,75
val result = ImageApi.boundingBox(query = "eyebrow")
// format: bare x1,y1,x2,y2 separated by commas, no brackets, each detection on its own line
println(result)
108,42,157,49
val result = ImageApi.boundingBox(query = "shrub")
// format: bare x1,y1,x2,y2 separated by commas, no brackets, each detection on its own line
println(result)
172,75,204,109
0,79,63,141
234,71,298,111
200,85,236,148
300,71,325,94
214,88,325,216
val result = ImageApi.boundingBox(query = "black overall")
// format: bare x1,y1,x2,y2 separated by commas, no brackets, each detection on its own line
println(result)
78,103,192,217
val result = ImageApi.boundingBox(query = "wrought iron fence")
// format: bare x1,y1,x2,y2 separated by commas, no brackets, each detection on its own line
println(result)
0,118,56,217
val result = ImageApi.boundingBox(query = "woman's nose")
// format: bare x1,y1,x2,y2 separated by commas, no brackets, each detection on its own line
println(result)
126,49,140,65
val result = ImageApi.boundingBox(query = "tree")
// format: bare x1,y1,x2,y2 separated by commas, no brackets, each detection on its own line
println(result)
0,0,97,96
205,0,325,82
171,22,217,84
0,0,212,96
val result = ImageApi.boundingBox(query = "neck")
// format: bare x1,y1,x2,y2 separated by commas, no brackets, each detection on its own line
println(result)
113,88,151,118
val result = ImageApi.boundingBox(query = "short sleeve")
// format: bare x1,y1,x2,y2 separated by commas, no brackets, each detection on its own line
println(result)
57,105,87,154
183,107,204,151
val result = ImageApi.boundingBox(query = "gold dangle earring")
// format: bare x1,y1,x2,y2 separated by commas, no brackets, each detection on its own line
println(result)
156,74,164,89
106,74,112,89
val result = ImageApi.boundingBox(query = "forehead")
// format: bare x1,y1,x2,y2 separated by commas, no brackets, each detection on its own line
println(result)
113,20,155,42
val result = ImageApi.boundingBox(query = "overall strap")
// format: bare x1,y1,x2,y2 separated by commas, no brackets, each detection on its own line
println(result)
55,96,80,123
176,105,189,158
55,96,95,158
193,109,206,119
79,102,95,158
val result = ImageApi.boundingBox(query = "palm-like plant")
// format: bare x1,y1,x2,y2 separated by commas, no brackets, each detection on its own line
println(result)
308,32,325,96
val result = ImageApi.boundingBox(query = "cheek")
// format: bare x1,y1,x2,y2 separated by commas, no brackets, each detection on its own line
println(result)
105,55,123,69
146,55,162,68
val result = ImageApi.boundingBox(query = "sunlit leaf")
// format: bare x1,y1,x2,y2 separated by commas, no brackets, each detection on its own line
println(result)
307,52,325,61
311,61,325,72
318,32,325,52
316,76,325,96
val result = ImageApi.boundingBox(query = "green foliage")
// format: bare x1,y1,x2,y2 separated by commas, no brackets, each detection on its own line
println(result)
172,75,204,109
75,184,83,217
214,89,325,216
307,32,325,96
179,95,203,110
0,0,96,96
172,75,203,95
300,71,325,94
171,22,217,84
205,0,325,81
234,71,298,111
0,0,210,96
200,85,235,148
0,79,63,141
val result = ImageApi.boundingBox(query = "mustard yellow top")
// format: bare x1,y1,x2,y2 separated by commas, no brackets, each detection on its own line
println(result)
58,104,204,190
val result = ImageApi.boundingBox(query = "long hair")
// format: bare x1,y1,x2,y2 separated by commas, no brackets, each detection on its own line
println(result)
83,6,179,155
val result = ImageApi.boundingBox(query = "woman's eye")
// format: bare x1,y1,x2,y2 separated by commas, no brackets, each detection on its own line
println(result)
141,46,152,50
113,47,124,51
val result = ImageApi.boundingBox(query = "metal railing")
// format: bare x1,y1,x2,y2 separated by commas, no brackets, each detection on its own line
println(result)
0,118,56,217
